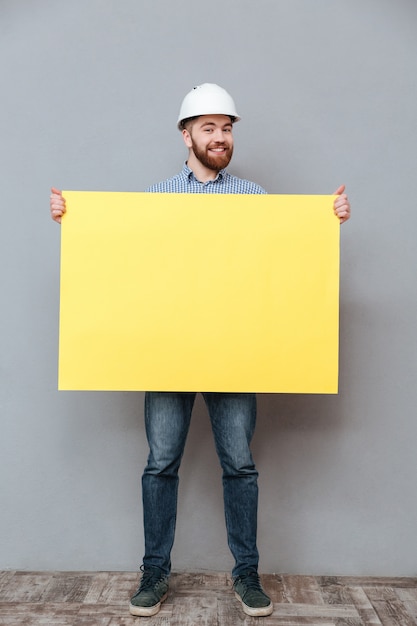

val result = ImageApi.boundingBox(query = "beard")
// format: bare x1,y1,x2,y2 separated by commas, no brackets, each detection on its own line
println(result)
190,137,233,172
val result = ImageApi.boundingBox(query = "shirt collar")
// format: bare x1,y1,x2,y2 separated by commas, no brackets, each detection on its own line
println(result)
182,162,225,183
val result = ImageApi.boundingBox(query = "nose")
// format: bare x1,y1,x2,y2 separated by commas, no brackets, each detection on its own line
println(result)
213,128,228,142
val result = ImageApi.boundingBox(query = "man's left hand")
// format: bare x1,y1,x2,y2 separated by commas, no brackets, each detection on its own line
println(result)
333,185,351,224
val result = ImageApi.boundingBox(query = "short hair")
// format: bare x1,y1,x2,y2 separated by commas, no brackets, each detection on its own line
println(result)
178,116,200,131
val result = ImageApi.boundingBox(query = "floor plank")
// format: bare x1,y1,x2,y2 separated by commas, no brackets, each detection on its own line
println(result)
0,571,417,625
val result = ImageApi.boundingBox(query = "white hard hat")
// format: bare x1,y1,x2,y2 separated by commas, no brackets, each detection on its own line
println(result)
177,83,241,129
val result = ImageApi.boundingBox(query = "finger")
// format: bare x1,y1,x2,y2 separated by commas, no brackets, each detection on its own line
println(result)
51,211,63,223
335,206,350,223
333,194,348,208
51,187,62,195
335,207,349,217
50,196,66,206
51,209,64,216
333,184,345,196
51,209,66,220
50,194,65,203
50,197,66,210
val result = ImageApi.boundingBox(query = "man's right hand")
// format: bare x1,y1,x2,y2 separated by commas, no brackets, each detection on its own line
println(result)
50,187,66,223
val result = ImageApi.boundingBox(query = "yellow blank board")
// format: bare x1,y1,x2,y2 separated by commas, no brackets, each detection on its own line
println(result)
59,192,339,393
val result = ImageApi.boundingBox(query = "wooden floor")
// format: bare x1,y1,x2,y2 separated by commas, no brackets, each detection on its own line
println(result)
1,570,417,625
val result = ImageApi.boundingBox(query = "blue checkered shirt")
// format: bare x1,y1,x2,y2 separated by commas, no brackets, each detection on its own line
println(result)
146,163,266,194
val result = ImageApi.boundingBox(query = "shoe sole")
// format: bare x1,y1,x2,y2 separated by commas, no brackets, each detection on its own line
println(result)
129,592,168,617
234,592,273,617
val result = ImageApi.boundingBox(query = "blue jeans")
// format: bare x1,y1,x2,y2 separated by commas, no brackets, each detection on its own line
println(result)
142,391,259,578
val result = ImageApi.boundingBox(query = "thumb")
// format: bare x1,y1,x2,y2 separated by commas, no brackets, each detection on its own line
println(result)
333,184,345,195
51,187,62,195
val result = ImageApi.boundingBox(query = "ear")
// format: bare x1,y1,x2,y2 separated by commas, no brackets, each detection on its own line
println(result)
182,128,193,149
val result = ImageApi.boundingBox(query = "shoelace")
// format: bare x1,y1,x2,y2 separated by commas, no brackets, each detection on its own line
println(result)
236,571,262,591
138,566,164,591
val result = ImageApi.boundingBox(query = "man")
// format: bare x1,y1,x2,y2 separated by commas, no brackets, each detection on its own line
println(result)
50,83,351,618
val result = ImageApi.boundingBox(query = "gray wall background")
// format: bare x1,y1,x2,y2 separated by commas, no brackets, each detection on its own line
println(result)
1,0,416,576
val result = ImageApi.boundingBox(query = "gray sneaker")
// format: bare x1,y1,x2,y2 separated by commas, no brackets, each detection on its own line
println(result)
129,565,169,617
233,570,273,617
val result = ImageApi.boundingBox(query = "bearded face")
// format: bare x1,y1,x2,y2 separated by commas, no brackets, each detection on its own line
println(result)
189,133,234,172
184,115,234,173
